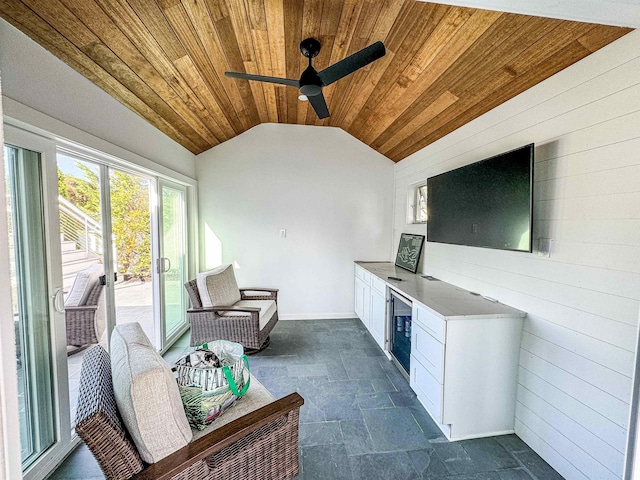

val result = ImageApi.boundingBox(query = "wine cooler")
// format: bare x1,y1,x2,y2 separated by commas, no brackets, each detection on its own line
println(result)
389,290,412,378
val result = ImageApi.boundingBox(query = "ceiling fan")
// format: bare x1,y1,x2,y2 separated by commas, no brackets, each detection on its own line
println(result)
225,38,386,119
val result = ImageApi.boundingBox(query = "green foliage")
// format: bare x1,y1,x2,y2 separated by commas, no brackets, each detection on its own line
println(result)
110,171,151,278
58,163,100,222
58,163,151,278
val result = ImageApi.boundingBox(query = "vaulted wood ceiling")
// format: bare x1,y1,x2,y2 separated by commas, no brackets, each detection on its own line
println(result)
0,1,631,161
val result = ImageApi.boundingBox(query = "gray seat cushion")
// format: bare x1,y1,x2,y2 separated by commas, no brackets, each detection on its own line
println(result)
220,299,277,330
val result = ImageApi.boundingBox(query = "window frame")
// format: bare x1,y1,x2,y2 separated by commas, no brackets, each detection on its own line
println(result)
407,182,428,224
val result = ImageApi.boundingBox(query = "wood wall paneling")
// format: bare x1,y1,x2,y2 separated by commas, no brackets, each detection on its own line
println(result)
0,1,629,157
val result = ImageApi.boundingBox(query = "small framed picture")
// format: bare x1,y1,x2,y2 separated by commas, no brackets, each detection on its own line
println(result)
395,233,425,274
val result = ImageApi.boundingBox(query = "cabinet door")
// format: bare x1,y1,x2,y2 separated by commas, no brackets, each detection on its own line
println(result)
362,280,371,327
370,288,386,350
354,276,369,325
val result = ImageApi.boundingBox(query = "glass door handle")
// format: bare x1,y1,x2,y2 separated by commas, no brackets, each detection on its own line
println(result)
52,288,65,313
156,257,171,274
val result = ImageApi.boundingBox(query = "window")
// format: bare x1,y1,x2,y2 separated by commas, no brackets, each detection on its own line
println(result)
407,183,428,223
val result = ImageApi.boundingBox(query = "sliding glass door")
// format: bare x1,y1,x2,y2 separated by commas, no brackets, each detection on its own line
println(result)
158,180,189,344
4,127,71,480
5,145,56,468
58,151,189,352
109,166,156,346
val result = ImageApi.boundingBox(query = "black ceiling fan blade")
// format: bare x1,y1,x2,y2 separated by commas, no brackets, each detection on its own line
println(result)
307,92,330,119
224,71,299,87
318,41,385,86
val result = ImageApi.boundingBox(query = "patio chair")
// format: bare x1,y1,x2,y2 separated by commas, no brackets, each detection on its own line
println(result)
75,322,303,480
65,264,105,353
184,264,279,353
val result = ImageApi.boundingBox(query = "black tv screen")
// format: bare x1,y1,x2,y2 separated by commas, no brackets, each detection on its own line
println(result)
426,144,534,252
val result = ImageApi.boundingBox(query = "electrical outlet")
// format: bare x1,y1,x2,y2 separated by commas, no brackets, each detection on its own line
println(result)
279,229,286,238
538,237,551,257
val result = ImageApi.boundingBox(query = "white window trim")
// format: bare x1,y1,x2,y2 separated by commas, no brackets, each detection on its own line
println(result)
407,181,428,224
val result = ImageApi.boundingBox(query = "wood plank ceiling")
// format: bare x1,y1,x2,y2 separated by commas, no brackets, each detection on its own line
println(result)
0,1,631,161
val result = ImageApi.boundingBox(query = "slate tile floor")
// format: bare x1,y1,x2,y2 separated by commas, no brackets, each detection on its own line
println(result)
48,319,563,480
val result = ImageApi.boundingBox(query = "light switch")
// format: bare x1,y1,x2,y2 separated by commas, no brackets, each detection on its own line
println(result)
279,229,286,238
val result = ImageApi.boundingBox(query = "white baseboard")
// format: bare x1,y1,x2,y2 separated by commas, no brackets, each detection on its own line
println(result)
278,312,357,320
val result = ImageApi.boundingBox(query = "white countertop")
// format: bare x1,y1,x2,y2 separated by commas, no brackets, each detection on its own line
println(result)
356,261,526,320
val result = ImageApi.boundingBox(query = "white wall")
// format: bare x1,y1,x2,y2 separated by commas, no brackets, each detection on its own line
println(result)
197,123,394,319
394,30,640,480
0,18,196,179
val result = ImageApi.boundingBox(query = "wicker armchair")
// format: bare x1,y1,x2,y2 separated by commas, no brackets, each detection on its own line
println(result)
65,272,105,351
185,265,279,353
75,345,303,480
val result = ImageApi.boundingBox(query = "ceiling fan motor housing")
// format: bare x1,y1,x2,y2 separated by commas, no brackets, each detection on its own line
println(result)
299,66,323,96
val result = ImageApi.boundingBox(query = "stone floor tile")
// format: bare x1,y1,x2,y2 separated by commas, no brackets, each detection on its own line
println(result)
370,376,398,393
48,444,104,479
512,451,565,480
325,379,375,396
300,398,327,424
287,363,329,377
299,421,343,447
431,437,519,476
356,392,394,409
316,392,363,422
340,418,375,456
389,390,418,407
362,407,428,452
408,406,446,440
460,437,520,470
345,361,389,380
340,347,385,361
300,444,353,480
407,447,449,479
496,434,532,454
251,365,288,379
349,451,420,480
324,361,350,380
497,467,536,479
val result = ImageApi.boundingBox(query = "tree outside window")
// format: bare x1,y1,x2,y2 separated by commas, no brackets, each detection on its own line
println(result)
415,184,428,223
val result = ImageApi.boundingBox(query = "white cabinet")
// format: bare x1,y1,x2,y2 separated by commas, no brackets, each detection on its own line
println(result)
354,262,525,442
354,265,384,347
410,302,523,441
354,266,371,328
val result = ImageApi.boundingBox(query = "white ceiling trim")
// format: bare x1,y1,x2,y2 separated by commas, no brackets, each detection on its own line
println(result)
419,0,640,28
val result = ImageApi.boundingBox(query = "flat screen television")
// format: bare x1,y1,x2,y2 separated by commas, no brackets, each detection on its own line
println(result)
426,144,534,252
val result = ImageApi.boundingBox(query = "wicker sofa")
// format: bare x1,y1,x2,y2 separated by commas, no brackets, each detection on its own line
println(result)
185,264,279,353
75,323,303,480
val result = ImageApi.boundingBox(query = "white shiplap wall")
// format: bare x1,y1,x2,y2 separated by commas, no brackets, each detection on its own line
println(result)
393,30,640,480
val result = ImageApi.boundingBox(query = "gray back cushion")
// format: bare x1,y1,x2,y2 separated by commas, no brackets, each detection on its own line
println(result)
196,264,241,308
65,264,102,307
110,322,192,463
